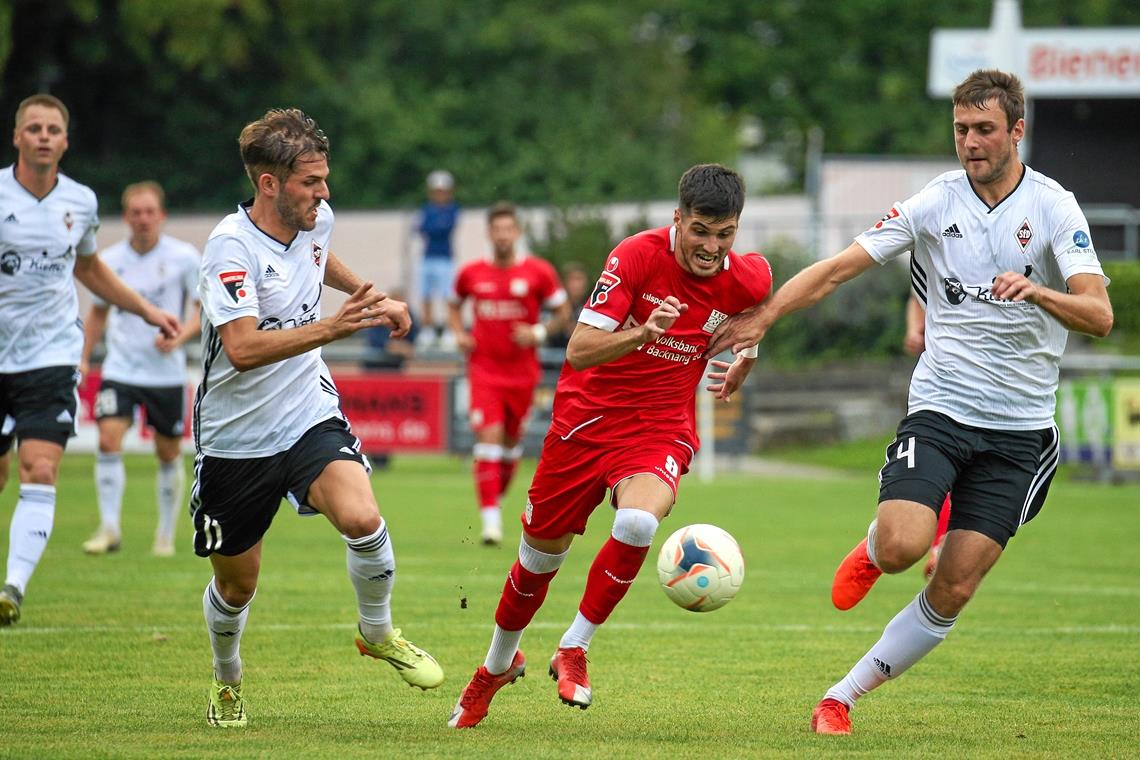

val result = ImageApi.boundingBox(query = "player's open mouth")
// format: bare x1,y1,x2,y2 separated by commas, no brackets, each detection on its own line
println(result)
695,253,719,265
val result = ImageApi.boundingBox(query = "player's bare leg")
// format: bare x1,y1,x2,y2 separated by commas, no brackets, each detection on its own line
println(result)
85,416,131,554
308,459,442,689
832,500,936,610
815,529,1001,734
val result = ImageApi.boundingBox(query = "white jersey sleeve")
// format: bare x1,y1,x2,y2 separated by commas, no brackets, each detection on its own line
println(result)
1049,194,1106,282
199,236,261,328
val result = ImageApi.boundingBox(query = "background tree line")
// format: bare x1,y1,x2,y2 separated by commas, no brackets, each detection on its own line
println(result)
2,0,1136,212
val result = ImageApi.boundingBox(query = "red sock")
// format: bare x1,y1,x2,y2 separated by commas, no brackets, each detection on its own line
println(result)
494,560,558,630
579,537,650,625
474,459,500,510
934,494,952,548
499,458,519,497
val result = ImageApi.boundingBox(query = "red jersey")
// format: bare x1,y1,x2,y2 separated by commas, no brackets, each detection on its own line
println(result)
551,226,772,450
453,255,566,389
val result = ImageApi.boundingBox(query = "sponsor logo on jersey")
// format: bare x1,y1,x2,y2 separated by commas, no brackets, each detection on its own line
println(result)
509,277,529,297
311,242,323,267
1016,218,1033,251
943,277,967,305
1073,230,1091,248
3,213,16,223
941,223,963,239
63,211,74,231
589,270,621,307
874,206,900,230
218,270,248,303
0,251,20,275
264,264,280,279
702,309,728,334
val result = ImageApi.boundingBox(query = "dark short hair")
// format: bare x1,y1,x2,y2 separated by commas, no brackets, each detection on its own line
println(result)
238,108,330,190
15,94,69,129
678,164,745,222
487,201,518,224
952,69,1025,129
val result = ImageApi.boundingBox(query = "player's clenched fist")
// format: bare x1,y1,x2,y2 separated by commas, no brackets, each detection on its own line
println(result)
643,295,688,340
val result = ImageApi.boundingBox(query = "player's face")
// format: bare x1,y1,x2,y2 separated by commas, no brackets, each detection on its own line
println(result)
953,100,1024,186
674,211,738,277
12,104,69,173
489,215,520,259
274,153,329,232
123,190,166,245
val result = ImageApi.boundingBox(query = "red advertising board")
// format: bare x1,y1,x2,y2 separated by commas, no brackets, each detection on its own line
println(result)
333,373,448,452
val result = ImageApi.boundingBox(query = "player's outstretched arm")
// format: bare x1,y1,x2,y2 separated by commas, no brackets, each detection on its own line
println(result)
566,296,687,370
74,253,181,340
990,271,1113,338
218,281,388,371
706,242,876,356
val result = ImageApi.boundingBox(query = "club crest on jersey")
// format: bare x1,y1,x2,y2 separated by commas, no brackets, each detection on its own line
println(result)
702,309,728,334
219,270,248,303
874,207,900,230
509,277,529,297
1015,218,1033,251
63,211,73,231
312,242,323,267
589,270,621,308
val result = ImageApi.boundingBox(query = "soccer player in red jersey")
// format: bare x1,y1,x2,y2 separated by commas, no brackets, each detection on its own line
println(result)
448,203,570,545
448,164,772,729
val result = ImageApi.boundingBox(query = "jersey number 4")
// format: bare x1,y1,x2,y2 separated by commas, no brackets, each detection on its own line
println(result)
895,437,916,469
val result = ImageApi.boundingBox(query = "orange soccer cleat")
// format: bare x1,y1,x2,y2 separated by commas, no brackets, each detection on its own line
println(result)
831,538,883,611
549,646,592,709
447,650,526,729
811,697,852,735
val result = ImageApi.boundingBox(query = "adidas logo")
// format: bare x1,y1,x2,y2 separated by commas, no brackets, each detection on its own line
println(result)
3,213,17,223
56,410,73,424
264,264,280,279
873,657,892,676
941,223,963,239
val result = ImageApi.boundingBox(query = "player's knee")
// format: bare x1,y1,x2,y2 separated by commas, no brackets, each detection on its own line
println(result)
97,430,122,454
21,458,58,485
214,577,257,607
337,508,382,540
873,537,927,574
927,577,978,617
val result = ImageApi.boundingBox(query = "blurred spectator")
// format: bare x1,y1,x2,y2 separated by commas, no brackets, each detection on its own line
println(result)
416,170,460,349
546,261,590,349
363,289,419,370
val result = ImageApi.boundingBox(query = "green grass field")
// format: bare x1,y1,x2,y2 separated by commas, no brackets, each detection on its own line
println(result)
1,448,1137,759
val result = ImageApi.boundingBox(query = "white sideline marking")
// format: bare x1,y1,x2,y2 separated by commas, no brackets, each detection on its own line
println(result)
4,621,1138,637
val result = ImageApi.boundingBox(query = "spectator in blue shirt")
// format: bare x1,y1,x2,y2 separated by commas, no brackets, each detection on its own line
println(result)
417,170,460,347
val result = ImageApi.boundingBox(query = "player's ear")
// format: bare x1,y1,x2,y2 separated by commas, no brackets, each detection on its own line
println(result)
673,209,681,226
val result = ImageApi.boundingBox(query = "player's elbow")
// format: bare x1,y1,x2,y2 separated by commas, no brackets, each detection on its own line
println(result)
1090,308,1113,338
223,344,259,372
565,345,590,372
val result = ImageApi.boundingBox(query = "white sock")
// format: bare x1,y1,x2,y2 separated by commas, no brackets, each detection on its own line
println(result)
559,612,599,652
481,507,502,534
825,589,957,708
5,484,56,594
203,578,252,684
345,520,395,643
95,453,125,535
865,519,881,569
156,459,183,542
485,626,525,675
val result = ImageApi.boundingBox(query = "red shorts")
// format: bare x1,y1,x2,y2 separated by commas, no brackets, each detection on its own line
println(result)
522,431,693,539
469,382,535,439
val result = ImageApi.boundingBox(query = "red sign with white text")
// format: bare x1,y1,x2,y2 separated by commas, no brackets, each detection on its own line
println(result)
333,373,448,452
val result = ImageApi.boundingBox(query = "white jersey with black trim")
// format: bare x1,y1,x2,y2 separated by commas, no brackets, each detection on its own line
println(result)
857,165,1106,430
97,235,200,386
195,200,342,458
0,165,100,372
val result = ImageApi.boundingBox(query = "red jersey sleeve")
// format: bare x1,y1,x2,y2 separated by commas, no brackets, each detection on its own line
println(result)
579,236,650,332
534,257,565,307
730,251,774,309
451,261,472,302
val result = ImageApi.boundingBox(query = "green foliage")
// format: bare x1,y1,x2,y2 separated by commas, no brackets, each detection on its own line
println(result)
2,453,1138,757
1102,261,1140,352
760,239,910,365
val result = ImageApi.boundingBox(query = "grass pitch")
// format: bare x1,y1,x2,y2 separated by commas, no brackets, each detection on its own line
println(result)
1,447,1136,759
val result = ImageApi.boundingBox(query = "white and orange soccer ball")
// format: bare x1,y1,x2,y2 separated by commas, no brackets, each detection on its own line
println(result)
656,524,745,612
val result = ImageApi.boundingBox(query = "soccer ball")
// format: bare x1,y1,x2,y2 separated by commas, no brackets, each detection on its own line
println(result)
656,524,745,612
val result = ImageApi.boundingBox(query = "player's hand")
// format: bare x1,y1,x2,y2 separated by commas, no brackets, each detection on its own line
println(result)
455,331,476,354
154,333,179,354
331,281,389,337
706,305,768,358
511,323,541,348
642,296,688,342
903,328,925,356
990,271,1040,303
144,307,182,341
372,298,412,338
705,355,755,402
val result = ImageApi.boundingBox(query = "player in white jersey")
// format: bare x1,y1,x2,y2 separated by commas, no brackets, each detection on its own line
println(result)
80,181,201,557
192,108,442,729
0,95,181,627
708,70,1113,735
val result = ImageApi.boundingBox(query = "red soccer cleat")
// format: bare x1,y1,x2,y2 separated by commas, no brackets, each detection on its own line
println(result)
811,697,852,735
447,650,526,729
831,537,883,611
549,647,592,709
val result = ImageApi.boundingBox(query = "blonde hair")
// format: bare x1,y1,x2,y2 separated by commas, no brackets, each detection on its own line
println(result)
15,94,69,129
121,181,166,211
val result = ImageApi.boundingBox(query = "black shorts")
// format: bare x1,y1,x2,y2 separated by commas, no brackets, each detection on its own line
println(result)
95,379,186,438
0,366,81,452
878,410,1059,548
190,417,370,557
